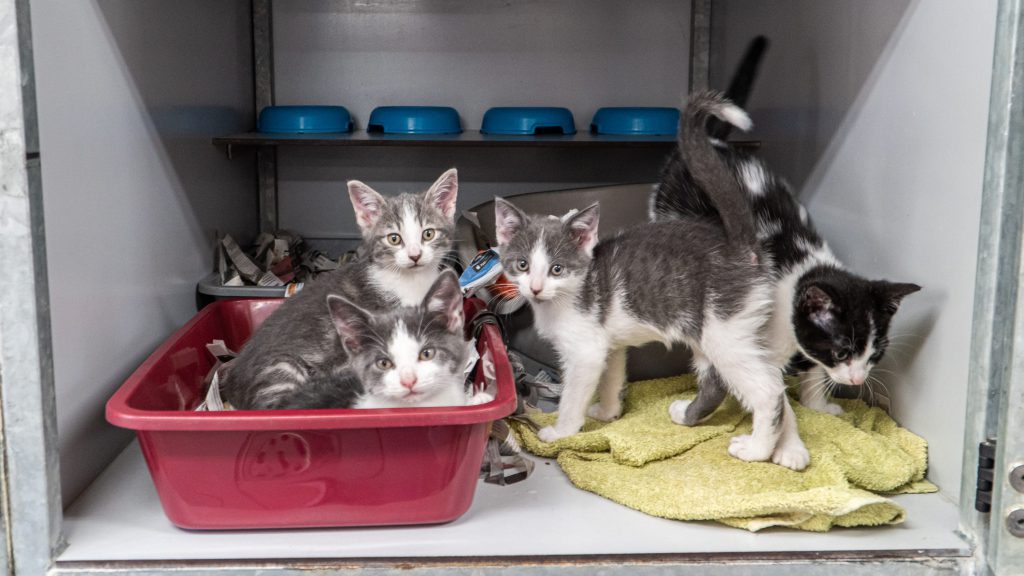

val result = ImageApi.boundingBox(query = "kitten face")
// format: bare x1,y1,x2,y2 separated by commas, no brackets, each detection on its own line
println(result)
328,271,467,406
793,271,920,385
347,168,459,271
494,199,599,303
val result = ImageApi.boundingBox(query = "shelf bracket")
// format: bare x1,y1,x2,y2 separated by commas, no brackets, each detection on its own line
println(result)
252,0,277,233
689,0,711,93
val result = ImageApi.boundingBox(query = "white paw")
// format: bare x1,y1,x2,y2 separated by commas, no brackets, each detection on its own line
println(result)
772,442,811,471
668,400,692,425
587,403,622,422
727,434,774,462
537,426,571,443
467,391,494,406
821,403,843,416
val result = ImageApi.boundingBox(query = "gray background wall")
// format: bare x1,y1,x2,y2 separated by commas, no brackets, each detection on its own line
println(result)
272,0,691,252
31,0,256,505
712,0,997,498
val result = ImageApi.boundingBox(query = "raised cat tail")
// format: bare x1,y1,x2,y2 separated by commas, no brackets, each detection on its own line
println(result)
680,90,758,253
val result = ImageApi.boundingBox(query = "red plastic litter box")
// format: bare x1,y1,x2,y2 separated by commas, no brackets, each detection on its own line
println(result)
106,298,517,530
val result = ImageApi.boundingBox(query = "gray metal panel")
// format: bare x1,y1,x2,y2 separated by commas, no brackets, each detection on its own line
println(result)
979,1,1024,572
0,1,62,574
271,0,690,246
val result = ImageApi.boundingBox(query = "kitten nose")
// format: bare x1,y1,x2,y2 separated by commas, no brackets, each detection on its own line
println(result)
409,253,421,263
400,370,417,390
851,374,866,386
530,278,544,296
531,287,542,296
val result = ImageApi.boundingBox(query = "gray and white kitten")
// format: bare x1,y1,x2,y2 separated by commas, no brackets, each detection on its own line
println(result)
222,169,460,410
330,271,473,409
650,110,920,417
496,92,810,470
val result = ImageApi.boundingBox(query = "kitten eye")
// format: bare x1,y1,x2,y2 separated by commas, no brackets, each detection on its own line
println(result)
375,358,393,370
421,228,436,241
418,348,436,361
515,258,529,272
833,350,850,362
386,233,402,246
550,264,564,276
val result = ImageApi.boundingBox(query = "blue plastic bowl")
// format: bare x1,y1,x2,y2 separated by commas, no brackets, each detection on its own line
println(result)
481,107,576,135
258,105,352,134
367,106,462,134
590,107,680,136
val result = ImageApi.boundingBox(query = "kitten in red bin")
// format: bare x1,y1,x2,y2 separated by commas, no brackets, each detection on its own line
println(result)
222,170,488,410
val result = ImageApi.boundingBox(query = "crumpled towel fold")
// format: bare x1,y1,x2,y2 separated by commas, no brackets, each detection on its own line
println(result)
510,376,937,532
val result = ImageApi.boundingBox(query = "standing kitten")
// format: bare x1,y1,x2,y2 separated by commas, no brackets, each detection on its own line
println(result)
222,169,460,410
496,92,810,470
650,118,920,417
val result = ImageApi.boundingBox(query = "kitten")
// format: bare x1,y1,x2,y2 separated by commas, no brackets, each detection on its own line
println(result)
222,169,460,410
329,271,473,409
649,116,920,417
496,91,810,470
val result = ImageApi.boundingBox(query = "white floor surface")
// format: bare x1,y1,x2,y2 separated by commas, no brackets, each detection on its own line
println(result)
59,442,970,561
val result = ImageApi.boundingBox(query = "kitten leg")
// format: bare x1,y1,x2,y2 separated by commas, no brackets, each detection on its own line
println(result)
538,346,608,442
587,347,627,422
699,315,788,464
799,365,843,415
669,351,728,426
771,399,810,470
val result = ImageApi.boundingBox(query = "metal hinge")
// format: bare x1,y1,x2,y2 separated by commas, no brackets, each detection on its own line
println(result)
977,438,998,513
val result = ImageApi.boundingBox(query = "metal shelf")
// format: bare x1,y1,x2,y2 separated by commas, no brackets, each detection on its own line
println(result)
214,130,682,156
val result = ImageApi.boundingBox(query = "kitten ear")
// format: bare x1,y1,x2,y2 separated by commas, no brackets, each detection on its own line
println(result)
494,198,527,246
348,180,386,233
423,270,464,334
876,281,921,314
798,284,836,328
327,294,372,353
566,202,600,255
426,168,459,221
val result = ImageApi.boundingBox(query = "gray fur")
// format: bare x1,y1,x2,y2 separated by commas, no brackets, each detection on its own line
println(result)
679,367,727,425
221,170,460,410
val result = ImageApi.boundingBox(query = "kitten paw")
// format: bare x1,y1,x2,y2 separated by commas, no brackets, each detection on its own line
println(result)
772,442,811,471
821,403,844,416
537,426,572,443
668,400,692,425
467,391,494,406
727,434,774,462
587,403,622,422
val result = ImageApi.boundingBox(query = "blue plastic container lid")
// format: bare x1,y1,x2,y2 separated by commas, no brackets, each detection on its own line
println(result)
258,105,352,134
590,107,680,136
367,106,462,134
481,107,576,135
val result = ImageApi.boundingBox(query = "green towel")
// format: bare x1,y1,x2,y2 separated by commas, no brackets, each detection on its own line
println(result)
511,375,937,532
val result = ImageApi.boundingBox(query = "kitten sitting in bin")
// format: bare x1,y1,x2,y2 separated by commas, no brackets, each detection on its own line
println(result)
221,169,486,409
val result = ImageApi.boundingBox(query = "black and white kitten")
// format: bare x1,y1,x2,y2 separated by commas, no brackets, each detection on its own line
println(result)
222,169,460,410
496,92,810,470
650,122,920,417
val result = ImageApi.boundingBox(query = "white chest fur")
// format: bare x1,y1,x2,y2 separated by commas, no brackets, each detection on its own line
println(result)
370,266,440,306
767,245,842,368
